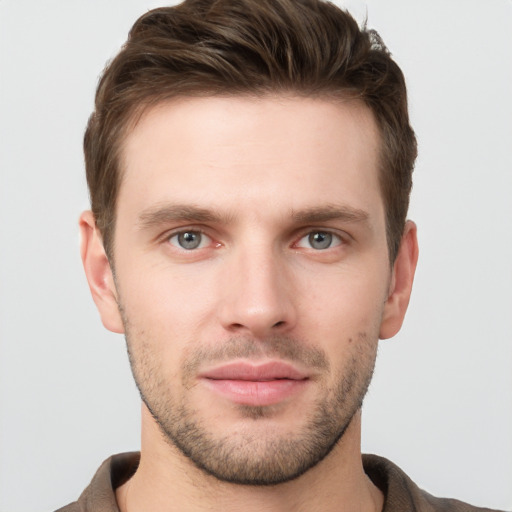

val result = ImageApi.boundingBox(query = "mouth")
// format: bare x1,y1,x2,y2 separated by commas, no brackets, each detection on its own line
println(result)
198,361,310,407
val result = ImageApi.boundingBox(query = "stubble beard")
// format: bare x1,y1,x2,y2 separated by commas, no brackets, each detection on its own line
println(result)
124,327,377,486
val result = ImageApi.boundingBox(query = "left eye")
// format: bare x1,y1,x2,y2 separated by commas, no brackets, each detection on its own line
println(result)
296,231,342,250
168,231,211,250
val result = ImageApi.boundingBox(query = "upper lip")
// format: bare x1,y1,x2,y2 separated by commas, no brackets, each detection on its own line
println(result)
199,361,309,381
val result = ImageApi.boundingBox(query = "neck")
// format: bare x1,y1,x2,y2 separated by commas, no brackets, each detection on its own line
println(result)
116,406,383,512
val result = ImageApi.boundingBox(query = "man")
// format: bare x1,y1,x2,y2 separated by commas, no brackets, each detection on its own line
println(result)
57,1,505,511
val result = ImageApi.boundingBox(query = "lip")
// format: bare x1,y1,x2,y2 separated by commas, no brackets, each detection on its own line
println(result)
199,361,310,407
200,361,309,381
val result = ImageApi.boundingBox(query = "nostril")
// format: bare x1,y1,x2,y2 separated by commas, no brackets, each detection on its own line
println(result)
273,321,285,328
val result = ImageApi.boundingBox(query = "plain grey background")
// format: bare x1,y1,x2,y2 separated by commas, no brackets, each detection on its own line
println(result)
0,1,511,510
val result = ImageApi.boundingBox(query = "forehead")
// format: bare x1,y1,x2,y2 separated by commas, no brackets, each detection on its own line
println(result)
118,95,383,224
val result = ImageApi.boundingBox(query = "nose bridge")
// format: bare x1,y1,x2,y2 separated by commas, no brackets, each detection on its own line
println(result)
219,239,296,336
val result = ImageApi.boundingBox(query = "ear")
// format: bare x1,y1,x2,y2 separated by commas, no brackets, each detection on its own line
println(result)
379,220,419,339
79,211,124,334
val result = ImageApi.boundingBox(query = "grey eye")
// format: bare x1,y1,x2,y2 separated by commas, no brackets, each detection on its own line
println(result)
295,231,343,251
308,231,333,250
170,231,205,250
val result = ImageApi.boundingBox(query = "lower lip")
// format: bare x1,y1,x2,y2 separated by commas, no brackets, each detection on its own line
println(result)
203,378,308,406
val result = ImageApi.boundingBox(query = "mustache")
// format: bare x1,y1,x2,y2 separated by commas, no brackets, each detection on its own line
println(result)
182,336,330,377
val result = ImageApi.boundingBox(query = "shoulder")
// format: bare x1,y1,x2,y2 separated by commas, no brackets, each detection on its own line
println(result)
363,454,508,512
54,502,82,512
54,452,140,512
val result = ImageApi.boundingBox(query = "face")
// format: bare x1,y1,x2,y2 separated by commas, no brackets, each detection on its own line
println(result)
84,96,414,485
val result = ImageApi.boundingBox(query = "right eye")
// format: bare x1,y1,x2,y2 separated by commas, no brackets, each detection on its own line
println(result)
168,230,211,250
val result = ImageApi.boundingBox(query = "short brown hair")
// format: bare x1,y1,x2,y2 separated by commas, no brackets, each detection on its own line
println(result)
84,0,417,262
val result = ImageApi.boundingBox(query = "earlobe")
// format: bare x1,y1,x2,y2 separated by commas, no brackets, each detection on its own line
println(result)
379,221,419,340
79,211,124,334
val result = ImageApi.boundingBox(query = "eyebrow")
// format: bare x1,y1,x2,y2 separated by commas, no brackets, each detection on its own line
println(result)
291,205,370,224
137,204,234,230
137,203,370,230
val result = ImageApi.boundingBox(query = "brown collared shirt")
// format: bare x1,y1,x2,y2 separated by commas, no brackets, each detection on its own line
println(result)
55,452,507,512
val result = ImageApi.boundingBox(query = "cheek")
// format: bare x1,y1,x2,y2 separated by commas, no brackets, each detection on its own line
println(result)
300,265,389,328
120,259,217,317
117,265,221,365
297,269,388,375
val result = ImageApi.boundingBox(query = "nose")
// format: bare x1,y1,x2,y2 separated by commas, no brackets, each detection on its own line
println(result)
217,246,297,338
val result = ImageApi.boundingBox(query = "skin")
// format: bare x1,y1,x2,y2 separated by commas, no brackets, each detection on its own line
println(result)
81,95,418,512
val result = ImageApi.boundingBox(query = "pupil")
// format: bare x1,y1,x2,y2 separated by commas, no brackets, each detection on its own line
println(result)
179,232,201,249
309,232,331,250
